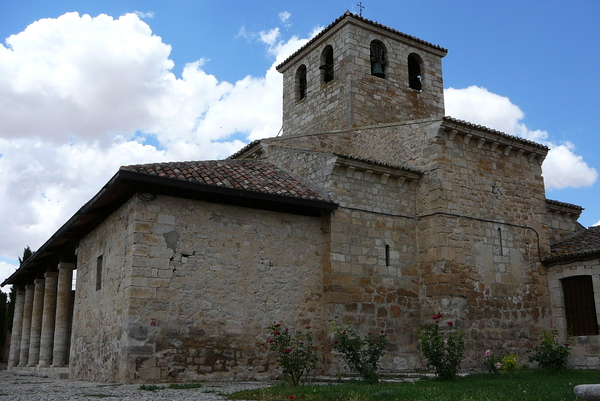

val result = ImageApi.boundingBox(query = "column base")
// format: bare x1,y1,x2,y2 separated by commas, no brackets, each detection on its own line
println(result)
6,366,69,379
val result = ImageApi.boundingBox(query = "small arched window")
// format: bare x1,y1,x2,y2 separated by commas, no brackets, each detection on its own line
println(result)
320,45,334,83
370,41,386,78
408,53,423,91
296,65,307,101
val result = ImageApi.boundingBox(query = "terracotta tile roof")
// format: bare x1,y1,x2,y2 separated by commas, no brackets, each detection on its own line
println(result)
121,159,332,202
276,11,447,71
545,226,600,264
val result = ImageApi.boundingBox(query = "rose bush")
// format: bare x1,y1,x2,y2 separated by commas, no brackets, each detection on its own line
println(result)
267,323,319,386
419,314,465,380
330,322,388,383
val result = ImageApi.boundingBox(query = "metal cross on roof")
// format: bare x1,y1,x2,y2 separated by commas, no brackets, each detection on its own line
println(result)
357,2,364,17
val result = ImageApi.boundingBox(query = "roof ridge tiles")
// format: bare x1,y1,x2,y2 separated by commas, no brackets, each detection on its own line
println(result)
276,11,446,71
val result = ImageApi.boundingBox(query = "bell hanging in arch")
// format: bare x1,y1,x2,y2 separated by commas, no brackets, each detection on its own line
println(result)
371,61,385,78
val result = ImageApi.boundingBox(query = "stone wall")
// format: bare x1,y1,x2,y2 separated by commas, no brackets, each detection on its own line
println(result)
323,163,420,372
548,260,600,369
263,117,553,371
413,124,551,368
70,197,134,382
119,195,327,382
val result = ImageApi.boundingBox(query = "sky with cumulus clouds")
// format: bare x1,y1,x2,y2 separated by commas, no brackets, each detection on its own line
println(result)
1,1,599,288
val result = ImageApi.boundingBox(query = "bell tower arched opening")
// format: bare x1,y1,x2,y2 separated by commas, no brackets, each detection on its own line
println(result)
408,53,423,91
370,40,386,79
320,45,334,83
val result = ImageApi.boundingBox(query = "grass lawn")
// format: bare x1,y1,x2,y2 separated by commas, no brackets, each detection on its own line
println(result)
228,370,600,401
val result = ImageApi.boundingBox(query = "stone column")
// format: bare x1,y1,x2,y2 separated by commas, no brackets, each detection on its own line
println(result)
52,263,75,366
7,287,26,368
39,271,59,366
27,278,45,366
18,284,35,367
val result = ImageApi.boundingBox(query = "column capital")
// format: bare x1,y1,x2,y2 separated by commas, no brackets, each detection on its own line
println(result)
58,262,76,270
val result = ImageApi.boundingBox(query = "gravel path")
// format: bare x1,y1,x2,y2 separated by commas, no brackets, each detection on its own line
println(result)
0,369,273,401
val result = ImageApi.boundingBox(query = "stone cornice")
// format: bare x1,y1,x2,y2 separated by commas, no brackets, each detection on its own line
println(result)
334,154,422,188
440,117,549,164
545,199,584,216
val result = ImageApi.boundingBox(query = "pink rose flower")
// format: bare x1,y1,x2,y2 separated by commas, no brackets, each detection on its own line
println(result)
447,321,454,326
484,349,491,358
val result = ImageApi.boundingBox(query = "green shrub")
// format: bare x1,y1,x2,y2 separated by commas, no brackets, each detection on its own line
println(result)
528,330,571,371
500,353,519,373
418,314,465,380
330,322,388,383
267,323,319,386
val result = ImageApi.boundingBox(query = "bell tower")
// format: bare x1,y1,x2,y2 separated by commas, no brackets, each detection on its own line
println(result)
276,12,448,136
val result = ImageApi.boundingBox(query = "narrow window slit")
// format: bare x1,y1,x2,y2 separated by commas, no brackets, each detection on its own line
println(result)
385,244,390,266
498,228,503,256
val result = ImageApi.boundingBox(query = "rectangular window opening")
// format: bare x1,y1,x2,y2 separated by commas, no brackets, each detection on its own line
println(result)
96,255,103,291
385,244,390,267
562,275,599,336
498,228,503,256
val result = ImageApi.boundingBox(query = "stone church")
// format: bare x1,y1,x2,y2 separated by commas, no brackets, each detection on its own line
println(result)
3,11,600,382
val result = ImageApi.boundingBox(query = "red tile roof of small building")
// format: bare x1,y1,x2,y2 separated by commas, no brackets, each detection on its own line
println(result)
121,159,332,202
545,226,600,264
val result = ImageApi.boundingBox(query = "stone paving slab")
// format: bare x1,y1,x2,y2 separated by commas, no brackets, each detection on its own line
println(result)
0,369,273,401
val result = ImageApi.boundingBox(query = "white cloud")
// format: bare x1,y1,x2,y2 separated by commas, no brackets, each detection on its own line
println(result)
260,28,280,46
0,12,310,284
134,11,154,19
0,260,18,289
279,11,291,23
444,86,597,190
542,143,598,189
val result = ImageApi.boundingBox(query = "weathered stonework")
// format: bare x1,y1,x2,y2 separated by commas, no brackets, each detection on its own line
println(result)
5,11,596,383
71,194,327,382
70,197,133,382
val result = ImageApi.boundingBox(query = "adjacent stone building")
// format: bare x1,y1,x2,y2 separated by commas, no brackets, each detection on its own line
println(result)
3,11,599,382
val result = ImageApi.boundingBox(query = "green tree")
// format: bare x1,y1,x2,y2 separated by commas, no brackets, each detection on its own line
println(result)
18,246,33,265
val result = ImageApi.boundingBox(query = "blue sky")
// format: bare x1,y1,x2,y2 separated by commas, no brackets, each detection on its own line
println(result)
0,0,599,286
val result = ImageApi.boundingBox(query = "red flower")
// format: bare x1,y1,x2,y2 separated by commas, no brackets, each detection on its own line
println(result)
275,323,281,327
447,321,454,326
342,331,346,335
268,339,274,343
333,340,339,344
289,396,296,399
275,331,280,335
433,313,443,320
285,349,291,354
381,330,385,333
564,343,570,347
305,325,311,329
